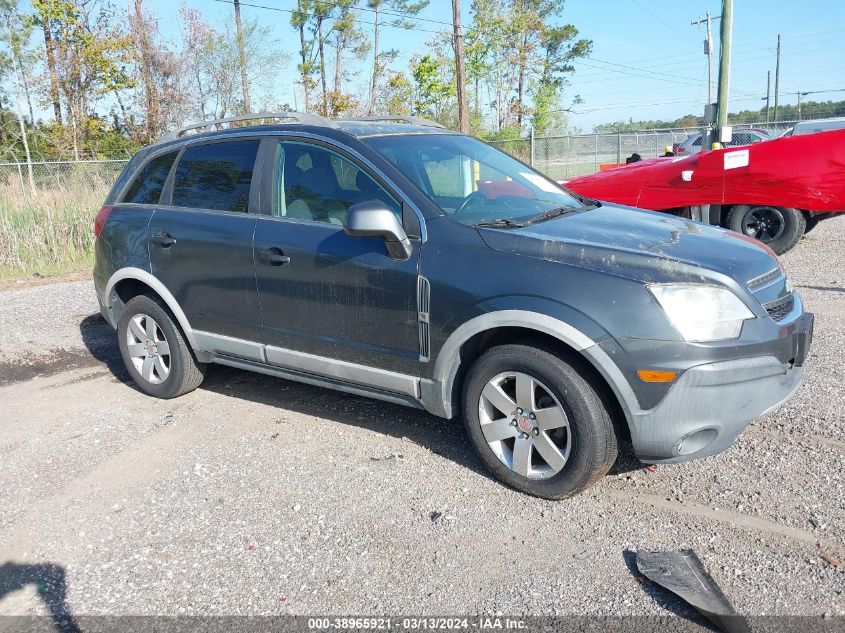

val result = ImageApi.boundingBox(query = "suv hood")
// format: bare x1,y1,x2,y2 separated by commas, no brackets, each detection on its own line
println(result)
477,204,781,288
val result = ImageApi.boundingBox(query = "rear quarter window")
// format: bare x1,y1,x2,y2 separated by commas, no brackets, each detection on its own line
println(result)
121,151,178,205
170,140,260,212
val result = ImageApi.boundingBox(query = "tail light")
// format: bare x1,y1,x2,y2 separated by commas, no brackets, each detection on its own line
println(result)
94,205,113,238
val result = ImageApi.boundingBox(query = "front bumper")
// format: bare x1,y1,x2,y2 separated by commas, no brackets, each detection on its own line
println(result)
628,310,814,463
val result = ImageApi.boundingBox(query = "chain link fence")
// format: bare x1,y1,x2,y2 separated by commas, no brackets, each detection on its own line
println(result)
0,119,815,202
0,159,129,205
490,120,798,180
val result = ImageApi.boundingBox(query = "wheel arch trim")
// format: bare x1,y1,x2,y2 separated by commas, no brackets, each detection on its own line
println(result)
428,310,642,422
103,267,199,351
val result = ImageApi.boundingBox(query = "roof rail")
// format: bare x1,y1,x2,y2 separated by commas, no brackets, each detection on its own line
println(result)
162,111,335,141
340,115,446,129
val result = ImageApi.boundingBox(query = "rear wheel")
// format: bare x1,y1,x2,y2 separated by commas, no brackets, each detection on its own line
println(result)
117,295,206,399
462,344,618,499
726,204,805,254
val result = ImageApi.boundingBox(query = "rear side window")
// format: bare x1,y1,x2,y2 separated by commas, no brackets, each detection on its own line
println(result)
171,140,260,212
121,151,177,205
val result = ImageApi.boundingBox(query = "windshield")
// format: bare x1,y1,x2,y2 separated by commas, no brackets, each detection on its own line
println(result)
364,134,592,226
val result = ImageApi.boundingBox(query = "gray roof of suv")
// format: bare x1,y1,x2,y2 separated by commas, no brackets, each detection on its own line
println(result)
335,121,454,138
157,112,454,146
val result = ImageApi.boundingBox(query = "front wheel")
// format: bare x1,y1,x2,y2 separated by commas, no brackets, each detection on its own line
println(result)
462,344,618,499
726,205,805,254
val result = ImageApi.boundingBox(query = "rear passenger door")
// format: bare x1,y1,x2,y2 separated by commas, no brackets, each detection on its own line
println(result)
107,149,179,272
149,138,263,355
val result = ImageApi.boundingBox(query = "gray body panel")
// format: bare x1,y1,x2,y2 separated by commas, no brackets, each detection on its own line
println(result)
94,123,813,465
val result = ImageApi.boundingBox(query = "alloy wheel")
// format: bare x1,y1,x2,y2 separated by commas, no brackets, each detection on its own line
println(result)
126,313,171,384
478,371,571,479
740,206,786,242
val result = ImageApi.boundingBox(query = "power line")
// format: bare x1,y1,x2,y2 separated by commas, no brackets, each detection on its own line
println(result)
568,86,845,115
627,0,699,48
301,0,455,27
208,0,448,35
569,28,843,78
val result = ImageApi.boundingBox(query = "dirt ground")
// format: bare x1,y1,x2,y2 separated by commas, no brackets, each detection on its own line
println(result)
1,217,844,629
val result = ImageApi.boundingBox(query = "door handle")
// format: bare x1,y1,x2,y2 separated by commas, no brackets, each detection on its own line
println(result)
152,232,176,247
262,247,291,266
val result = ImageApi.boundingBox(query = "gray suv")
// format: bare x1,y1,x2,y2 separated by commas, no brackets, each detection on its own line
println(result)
93,113,813,499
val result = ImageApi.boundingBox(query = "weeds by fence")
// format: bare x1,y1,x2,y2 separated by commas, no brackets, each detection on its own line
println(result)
0,160,126,277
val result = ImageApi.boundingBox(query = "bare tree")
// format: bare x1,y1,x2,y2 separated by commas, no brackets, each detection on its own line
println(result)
291,0,316,112
1,0,35,194
366,0,429,115
232,0,250,112
130,0,158,140
31,0,63,122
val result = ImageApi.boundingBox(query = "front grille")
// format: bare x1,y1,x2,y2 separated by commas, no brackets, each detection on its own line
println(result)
764,292,795,322
748,267,782,291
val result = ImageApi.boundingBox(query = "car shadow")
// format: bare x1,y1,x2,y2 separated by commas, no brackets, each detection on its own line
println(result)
0,561,80,633
199,363,492,479
79,313,131,383
81,311,644,485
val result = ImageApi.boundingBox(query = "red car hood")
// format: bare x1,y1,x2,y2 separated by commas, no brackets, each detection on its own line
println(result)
562,129,845,212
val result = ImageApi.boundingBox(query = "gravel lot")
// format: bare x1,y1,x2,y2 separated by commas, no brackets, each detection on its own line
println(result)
1,217,844,628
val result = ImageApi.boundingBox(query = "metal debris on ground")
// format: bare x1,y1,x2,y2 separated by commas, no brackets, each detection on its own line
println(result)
635,549,750,633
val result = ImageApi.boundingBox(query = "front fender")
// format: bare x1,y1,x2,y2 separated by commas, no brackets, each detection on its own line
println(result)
423,302,640,425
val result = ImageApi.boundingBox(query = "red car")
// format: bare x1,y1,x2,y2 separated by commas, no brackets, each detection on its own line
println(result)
561,129,845,254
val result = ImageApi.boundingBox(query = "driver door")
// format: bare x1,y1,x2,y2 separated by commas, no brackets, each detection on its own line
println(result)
254,139,423,378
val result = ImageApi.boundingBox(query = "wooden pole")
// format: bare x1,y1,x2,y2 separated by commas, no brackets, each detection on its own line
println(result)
452,0,469,133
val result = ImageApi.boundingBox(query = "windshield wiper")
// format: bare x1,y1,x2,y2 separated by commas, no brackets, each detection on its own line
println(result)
521,205,588,225
475,218,527,229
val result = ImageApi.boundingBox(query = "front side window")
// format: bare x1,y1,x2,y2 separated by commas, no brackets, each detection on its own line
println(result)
270,141,402,226
365,134,591,227
121,151,177,205
171,140,260,212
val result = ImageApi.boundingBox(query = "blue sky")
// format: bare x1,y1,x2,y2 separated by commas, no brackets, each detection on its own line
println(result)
144,0,845,131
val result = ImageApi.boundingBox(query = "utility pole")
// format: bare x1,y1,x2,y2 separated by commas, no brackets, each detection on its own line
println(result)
233,0,251,113
796,91,810,120
765,71,771,122
773,34,781,121
452,0,469,133
691,11,718,104
715,0,733,140
692,10,721,148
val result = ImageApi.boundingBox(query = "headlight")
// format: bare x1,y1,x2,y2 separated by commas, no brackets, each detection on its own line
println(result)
648,284,754,342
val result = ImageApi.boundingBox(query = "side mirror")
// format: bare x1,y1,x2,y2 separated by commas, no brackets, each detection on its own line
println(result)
344,200,412,260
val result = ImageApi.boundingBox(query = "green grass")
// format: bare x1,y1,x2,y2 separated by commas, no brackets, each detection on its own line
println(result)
0,183,104,280
538,162,597,180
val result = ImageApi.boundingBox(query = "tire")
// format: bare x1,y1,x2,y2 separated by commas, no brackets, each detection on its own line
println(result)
462,344,618,499
726,205,805,255
803,216,819,234
117,294,206,399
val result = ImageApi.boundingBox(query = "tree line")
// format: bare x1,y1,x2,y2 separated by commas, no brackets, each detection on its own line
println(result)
593,100,845,133
0,0,591,161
